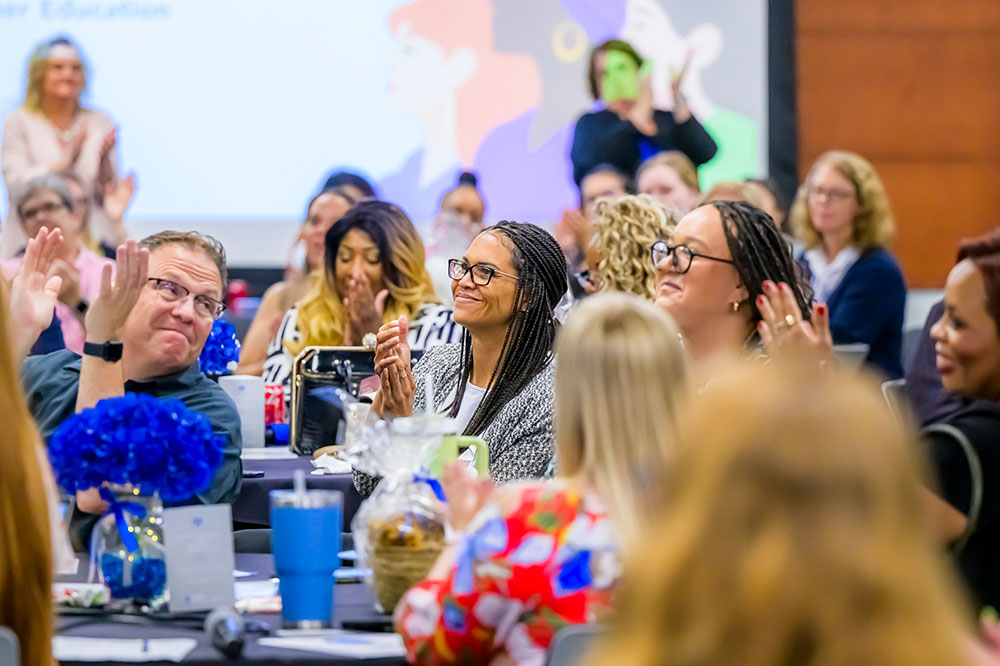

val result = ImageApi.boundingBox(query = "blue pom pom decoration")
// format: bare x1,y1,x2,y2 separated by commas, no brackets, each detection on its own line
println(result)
199,319,241,376
48,393,226,503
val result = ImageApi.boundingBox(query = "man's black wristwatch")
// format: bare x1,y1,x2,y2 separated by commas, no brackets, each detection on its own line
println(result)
82,340,124,362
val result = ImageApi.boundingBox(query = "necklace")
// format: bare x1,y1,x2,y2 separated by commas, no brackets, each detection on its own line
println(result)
55,121,81,143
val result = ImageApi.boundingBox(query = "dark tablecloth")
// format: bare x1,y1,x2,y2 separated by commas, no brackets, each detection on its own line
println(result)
57,554,405,665
234,457,363,531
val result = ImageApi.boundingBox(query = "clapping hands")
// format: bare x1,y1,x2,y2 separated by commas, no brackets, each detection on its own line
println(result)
342,269,389,346
9,227,65,358
371,315,415,418
757,280,833,365
84,240,148,343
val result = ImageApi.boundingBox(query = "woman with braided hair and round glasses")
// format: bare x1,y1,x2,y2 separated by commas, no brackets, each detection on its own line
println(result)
652,200,821,381
355,221,567,496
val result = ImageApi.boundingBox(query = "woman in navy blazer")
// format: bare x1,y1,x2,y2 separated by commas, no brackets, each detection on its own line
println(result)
791,151,906,378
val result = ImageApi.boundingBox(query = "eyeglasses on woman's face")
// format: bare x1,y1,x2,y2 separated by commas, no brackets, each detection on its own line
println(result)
448,259,519,286
147,278,226,320
651,240,734,274
21,199,67,222
806,184,855,203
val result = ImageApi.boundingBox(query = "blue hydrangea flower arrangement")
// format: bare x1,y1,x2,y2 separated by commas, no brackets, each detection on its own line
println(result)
199,319,241,376
49,393,225,502
49,393,226,603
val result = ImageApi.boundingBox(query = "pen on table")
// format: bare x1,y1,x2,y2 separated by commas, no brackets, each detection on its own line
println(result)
142,638,149,652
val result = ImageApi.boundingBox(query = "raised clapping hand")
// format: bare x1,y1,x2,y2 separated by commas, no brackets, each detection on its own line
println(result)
371,315,415,418
669,50,693,123
757,280,833,365
84,239,149,343
341,269,389,346
103,172,135,226
96,128,117,189
49,257,82,308
627,67,657,134
54,125,88,173
439,461,494,532
9,226,65,358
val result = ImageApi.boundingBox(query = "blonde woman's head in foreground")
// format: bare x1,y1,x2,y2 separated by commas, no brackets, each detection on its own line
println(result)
589,194,677,299
555,292,686,544
589,358,976,666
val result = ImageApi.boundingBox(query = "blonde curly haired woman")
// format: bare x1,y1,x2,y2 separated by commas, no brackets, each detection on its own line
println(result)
262,200,463,396
585,194,677,299
790,150,906,378
588,358,998,666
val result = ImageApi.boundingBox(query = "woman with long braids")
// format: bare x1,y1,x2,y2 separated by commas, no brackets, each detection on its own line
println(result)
653,200,819,381
357,221,567,496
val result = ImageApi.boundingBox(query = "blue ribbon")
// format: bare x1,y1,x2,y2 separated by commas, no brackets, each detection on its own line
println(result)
454,517,508,595
98,487,148,553
413,473,447,502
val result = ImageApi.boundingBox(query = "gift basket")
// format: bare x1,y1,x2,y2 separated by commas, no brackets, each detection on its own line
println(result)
347,415,448,612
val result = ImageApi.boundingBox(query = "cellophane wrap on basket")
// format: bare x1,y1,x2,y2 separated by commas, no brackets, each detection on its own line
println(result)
346,416,448,613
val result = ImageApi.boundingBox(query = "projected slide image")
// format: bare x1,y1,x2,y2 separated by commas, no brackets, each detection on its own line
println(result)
0,0,766,228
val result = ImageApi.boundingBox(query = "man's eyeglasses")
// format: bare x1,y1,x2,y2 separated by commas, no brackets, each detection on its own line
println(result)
651,240,735,274
447,259,519,286
148,278,226,320
21,200,66,221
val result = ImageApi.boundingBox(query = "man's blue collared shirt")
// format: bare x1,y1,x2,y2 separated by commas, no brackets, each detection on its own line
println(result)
22,349,243,505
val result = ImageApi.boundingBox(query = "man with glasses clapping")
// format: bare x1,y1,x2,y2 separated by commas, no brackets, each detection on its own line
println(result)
16,229,242,548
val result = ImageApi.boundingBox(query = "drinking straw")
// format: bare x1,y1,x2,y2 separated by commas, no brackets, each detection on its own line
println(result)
424,374,434,413
293,469,306,506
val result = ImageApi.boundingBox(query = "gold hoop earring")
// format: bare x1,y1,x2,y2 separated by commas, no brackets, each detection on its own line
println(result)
552,20,587,63
731,301,740,312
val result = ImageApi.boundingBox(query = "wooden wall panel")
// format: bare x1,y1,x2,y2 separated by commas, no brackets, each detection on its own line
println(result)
879,163,1000,283
799,0,1000,32
797,36,1000,159
796,0,1000,288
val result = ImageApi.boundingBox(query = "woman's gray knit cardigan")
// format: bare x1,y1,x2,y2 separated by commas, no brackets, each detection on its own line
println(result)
352,343,556,497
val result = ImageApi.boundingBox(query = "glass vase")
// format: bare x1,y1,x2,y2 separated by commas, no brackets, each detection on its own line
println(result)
92,486,167,607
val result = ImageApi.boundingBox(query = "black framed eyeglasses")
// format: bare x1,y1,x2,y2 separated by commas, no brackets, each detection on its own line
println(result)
147,278,226,320
448,259,519,286
651,240,735,274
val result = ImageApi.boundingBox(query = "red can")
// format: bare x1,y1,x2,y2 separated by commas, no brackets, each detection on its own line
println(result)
264,384,285,425
227,279,249,312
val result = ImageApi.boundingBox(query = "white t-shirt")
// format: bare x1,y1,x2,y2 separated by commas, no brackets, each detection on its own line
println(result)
446,381,487,434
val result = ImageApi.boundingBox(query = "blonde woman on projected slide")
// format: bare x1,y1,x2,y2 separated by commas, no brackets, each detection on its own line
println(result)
2,36,131,258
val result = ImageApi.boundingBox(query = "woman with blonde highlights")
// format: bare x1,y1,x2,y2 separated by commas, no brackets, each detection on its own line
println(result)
588,194,677,299
790,150,906,378
589,359,989,666
262,200,462,394
394,292,686,664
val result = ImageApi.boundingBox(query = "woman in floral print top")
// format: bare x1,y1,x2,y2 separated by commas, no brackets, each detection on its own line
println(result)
394,293,689,665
